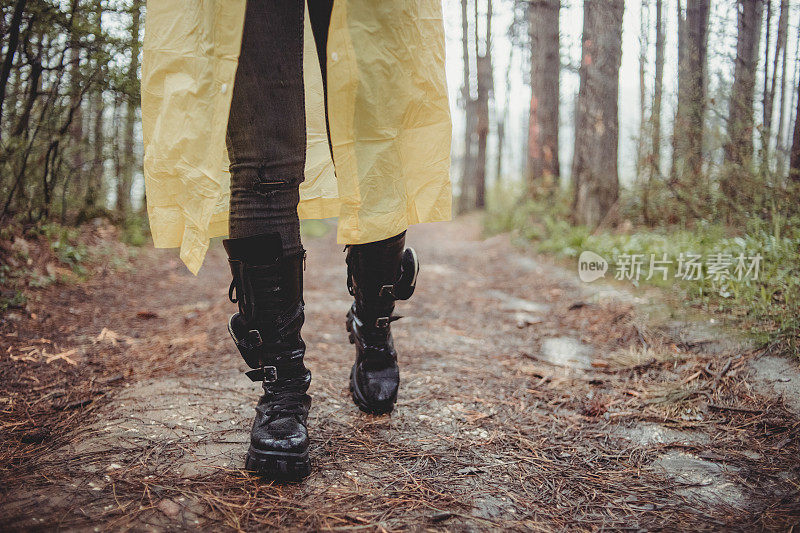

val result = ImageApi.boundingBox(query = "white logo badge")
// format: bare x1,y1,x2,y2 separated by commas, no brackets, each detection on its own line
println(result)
578,251,608,283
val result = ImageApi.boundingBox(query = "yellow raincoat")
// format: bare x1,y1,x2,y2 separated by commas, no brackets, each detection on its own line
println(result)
141,0,452,274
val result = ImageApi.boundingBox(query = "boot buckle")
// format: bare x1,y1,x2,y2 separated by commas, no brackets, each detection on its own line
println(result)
374,315,403,328
378,284,396,299
245,365,278,382
248,329,263,348
262,365,277,382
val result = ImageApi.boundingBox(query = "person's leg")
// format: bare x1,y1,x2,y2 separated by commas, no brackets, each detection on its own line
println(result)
226,0,306,255
318,2,417,416
227,0,334,251
223,0,312,480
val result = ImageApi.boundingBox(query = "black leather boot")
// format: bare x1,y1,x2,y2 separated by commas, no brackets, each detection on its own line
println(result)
224,233,312,479
345,231,419,414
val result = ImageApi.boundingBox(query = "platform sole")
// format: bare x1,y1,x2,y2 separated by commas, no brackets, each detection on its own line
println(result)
245,446,311,480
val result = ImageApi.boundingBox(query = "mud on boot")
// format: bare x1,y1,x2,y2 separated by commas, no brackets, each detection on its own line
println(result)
344,231,419,415
224,233,312,480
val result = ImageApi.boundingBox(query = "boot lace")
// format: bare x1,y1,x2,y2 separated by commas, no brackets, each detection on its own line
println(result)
260,375,309,419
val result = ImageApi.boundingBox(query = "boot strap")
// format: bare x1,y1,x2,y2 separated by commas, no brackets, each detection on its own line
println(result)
246,365,277,382
348,247,418,302
228,306,305,376
375,315,403,328
377,284,396,299
350,306,403,330
377,247,418,301
228,316,264,352
228,259,253,321
245,355,307,383
228,250,306,322
393,247,418,300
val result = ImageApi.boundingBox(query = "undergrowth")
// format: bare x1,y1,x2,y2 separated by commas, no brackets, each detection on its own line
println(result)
484,189,800,357
120,214,151,247
0,219,146,311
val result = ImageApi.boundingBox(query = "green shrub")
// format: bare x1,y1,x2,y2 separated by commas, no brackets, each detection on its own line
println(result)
484,191,800,356
0,290,26,311
120,214,151,247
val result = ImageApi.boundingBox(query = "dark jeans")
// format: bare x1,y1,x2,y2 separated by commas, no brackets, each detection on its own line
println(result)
226,0,334,252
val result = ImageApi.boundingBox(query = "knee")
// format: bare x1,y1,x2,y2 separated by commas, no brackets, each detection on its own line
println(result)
230,165,304,199
252,175,302,198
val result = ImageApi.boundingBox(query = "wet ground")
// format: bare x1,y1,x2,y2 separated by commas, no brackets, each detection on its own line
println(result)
2,215,799,530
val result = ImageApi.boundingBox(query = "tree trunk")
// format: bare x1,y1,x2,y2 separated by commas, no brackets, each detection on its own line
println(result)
643,0,666,223
85,92,104,209
494,51,513,187
117,0,141,216
784,21,800,170
9,23,38,139
474,56,489,209
66,0,84,219
472,0,492,209
789,70,800,181
774,1,790,174
651,0,666,157
636,0,649,185
571,0,624,228
670,0,684,188
722,0,764,201
671,0,710,198
494,112,505,188
761,0,775,168
526,0,560,197
84,3,105,213
458,0,474,213
113,93,125,198
0,0,27,144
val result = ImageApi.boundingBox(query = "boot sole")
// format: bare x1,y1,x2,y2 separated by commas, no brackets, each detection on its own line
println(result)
245,446,311,480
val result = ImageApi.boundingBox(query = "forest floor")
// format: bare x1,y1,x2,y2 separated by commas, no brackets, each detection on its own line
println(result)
1,214,799,531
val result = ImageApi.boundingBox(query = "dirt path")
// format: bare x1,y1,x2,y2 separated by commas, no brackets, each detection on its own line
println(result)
2,216,799,531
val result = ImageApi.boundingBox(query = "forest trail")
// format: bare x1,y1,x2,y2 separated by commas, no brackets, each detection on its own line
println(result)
2,215,799,531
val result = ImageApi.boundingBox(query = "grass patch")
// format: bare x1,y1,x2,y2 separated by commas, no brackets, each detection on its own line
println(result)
51,232,89,278
484,192,800,356
0,282,27,312
120,214,151,247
